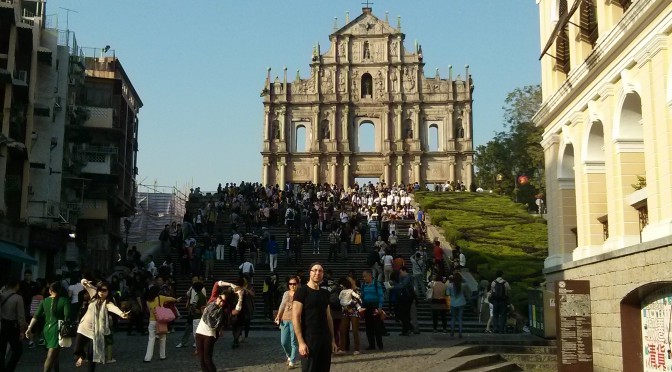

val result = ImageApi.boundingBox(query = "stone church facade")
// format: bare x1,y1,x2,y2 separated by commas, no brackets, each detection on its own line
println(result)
260,7,474,188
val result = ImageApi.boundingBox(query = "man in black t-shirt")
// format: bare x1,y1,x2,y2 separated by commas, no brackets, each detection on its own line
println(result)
293,262,337,372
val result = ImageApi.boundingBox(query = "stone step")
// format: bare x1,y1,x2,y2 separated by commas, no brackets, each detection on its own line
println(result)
458,361,523,372
428,353,505,372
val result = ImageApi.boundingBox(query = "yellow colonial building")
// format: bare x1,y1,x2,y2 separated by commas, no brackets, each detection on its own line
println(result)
535,0,672,370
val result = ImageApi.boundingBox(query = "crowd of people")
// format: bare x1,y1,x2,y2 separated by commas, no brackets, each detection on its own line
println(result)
0,180,519,372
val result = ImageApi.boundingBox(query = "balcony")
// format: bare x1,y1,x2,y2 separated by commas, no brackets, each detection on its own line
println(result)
78,145,118,175
82,106,115,129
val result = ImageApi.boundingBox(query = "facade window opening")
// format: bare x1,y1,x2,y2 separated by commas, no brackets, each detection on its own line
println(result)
555,0,570,75
428,124,439,151
363,41,371,60
361,73,373,98
580,0,598,48
358,121,375,152
295,125,306,152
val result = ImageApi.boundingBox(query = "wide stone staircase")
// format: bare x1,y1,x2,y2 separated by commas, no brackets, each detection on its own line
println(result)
154,195,556,370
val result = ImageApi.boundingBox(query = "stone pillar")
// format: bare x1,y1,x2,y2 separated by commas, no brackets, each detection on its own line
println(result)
395,106,403,141
263,107,270,141
464,105,472,140
382,107,389,142
446,105,454,150
343,160,350,189
262,161,269,186
329,108,336,143
464,159,473,188
412,106,420,141
413,160,421,184
342,106,350,152
396,162,403,185
278,159,286,189
313,161,319,184
312,107,320,151
278,108,286,142
384,163,391,184
330,160,338,185
448,156,456,182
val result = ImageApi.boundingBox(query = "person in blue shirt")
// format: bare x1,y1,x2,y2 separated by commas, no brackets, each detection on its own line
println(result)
360,270,385,351
447,272,467,338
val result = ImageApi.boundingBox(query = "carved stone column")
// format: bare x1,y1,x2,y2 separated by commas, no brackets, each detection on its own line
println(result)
464,104,472,140
329,160,338,185
448,156,456,183
341,106,350,152
465,159,473,188
278,108,286,142
446,105,454,150
413,160,421,184
343,159,351,189
262,161,269,186
278,159,287,188
396,162,403,185
263,107,270,141
312,106,320,151
395,106,403,148
412,106,420,141
313,160,319,184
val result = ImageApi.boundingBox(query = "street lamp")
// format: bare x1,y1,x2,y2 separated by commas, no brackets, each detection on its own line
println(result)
123,218,131,245
511,167,519,203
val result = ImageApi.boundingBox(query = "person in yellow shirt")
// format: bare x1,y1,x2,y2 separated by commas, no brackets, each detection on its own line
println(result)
143,286,181,362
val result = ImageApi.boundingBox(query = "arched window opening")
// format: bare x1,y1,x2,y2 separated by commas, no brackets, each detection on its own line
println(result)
295,125,306,153
555,0,570,75
586,121,605,162
559,144,575,179
361,73,373,98
428,124,439,151
619,93,643,140
358,121,375,152
579,0,598,48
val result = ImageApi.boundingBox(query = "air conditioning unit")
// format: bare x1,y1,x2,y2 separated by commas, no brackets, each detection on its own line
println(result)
17,70,27,83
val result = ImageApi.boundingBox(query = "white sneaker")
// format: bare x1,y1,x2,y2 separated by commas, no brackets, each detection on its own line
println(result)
175,343,184,348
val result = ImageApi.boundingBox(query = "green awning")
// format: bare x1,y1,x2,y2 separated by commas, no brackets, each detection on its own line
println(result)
0,241,37,265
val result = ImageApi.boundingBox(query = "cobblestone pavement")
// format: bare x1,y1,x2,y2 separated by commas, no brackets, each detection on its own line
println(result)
16,329,469,371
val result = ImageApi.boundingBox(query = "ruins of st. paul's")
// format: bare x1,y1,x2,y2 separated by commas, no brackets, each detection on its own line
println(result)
261,7,475,188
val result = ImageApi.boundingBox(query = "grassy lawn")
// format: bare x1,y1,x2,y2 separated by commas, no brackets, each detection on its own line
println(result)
414,191,547,314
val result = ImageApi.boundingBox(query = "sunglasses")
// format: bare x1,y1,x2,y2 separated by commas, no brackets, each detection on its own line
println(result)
288,282,298,286
98,288,109,293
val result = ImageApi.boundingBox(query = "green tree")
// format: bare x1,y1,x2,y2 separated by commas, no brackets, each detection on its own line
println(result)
475,85,543,198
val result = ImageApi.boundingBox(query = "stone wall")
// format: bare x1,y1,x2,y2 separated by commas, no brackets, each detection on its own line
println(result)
544,236,672,371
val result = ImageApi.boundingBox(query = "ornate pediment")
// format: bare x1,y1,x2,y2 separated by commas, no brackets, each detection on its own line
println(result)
332,12,400,37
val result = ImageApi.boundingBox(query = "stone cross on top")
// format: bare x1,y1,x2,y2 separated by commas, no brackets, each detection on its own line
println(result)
362,1,373,9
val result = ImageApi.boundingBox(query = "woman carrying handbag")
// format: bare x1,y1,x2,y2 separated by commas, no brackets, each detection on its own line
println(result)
143,286,181,363
25,282,70,372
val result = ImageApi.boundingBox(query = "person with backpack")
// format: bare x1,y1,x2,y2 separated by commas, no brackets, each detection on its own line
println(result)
0,280,27,371
490,270,511,334
394,266,415,336
360,269,385,351
195,280,243,372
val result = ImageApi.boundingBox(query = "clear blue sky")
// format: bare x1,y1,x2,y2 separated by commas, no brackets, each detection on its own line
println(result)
46,0,540,191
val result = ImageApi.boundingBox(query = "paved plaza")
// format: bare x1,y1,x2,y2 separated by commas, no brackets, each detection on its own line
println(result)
16,330,471,371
